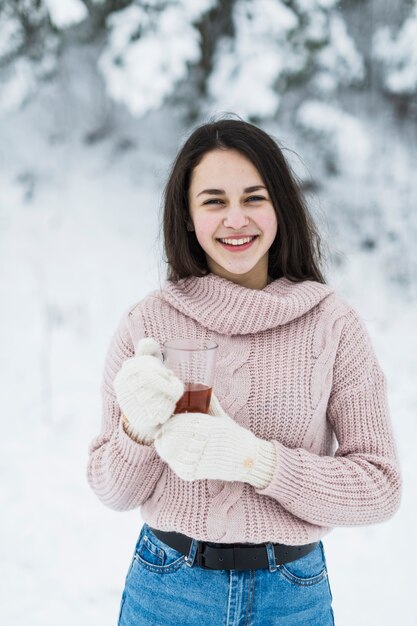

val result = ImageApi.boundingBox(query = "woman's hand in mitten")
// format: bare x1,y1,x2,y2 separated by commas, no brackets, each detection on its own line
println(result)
113,337,184,445
153,393,276,489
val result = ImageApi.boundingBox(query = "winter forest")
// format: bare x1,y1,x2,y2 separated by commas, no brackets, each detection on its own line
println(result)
1,0,416,624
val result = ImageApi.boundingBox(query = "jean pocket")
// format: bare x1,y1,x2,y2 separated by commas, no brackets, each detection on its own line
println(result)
135,525,187,574
279,541,328,587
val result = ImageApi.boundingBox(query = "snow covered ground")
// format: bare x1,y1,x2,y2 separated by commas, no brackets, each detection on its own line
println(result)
1,67,415,625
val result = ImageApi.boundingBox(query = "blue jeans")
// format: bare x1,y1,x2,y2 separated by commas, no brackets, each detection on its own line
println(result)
118,523,335,625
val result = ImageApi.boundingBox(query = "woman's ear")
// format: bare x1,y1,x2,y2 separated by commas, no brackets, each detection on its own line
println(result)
186,220,195,232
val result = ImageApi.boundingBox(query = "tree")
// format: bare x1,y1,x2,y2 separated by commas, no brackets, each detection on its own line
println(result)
204,0,364,121
0,0,59,112
373,0,417,119
0,0,366,123
96,0,365,121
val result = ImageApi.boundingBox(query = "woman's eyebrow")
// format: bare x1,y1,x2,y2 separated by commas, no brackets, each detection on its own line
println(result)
197,185,266,197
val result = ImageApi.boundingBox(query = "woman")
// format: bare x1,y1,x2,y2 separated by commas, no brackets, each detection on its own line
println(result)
87,117,402,625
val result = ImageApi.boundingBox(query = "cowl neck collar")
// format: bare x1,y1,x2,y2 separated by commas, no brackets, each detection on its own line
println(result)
156,273,333,335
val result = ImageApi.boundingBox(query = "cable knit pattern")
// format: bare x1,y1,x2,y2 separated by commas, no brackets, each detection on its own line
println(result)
87,273,402,544
205,335,252,540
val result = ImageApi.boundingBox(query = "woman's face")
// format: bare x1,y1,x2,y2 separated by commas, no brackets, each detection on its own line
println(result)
188,148,278,289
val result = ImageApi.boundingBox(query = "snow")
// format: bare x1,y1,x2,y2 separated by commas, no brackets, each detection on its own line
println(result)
317,13,365,88
0,58,37,113
97,0,366,121
44,0,88,28
0,2,59,114
207,0,299,118
0,7,24,58
373,5,417,95
207,0,365,119
297,0,338,10
99,0,216,116
296,101,372,177
0,69,171,623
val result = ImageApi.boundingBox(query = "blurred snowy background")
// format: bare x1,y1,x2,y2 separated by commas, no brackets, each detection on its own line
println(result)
1,0,416,624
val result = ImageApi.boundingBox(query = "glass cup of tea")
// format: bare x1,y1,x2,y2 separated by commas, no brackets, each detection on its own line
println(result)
162,338,218,414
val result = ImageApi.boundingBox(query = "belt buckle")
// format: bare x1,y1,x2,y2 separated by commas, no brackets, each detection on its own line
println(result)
196,541,207,568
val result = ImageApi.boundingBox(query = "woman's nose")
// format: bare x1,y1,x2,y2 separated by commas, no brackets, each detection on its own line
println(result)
223,205,250,229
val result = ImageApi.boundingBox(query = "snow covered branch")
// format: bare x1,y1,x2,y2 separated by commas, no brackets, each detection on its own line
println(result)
373,2,417,98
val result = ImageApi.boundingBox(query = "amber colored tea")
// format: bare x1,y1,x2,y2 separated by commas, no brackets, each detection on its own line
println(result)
174,382,212,414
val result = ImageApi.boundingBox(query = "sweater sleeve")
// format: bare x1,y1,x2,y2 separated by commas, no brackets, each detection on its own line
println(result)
254,307,402,527
86,304,166,511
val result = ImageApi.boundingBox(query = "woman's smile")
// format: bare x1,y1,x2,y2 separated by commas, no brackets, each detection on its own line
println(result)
216,234,259,251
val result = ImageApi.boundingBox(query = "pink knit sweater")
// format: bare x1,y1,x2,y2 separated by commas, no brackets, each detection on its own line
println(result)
87,273,402,545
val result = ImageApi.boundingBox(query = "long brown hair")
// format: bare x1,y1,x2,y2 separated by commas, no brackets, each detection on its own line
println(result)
162,115,327,284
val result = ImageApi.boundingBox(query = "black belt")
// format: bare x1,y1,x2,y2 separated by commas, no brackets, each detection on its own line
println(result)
149,527,319,571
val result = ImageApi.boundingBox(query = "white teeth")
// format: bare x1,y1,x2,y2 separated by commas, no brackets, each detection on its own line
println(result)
219,236,256,246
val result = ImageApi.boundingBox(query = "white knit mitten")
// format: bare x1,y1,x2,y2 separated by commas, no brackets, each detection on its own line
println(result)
113,337,184,445
154,394,276,489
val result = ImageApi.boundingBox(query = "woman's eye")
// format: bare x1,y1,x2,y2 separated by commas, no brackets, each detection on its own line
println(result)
246,195,265,202
204,199,224,205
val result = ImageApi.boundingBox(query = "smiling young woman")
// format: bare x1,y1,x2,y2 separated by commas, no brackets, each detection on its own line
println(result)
87,116,402,626
162,116,326,289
